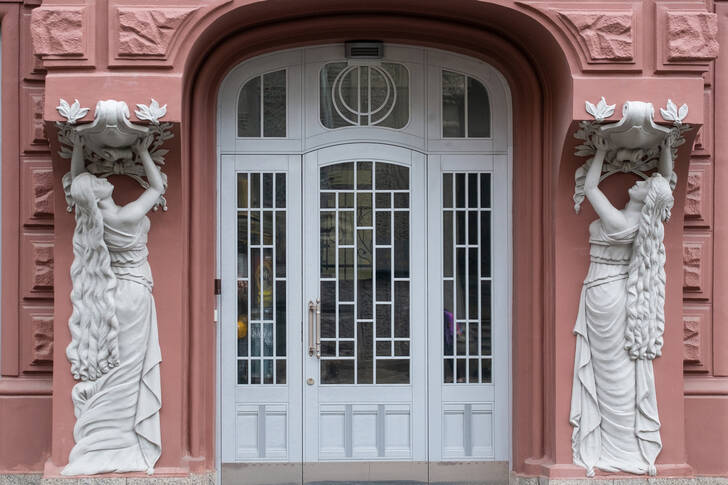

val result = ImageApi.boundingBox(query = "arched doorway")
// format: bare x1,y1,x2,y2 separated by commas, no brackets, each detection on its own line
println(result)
217,44,512,484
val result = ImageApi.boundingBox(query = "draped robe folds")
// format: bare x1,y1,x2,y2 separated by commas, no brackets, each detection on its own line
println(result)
63,217,162,476
570,221,662,476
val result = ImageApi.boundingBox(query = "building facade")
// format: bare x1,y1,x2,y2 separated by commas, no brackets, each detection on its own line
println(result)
0,0,725,483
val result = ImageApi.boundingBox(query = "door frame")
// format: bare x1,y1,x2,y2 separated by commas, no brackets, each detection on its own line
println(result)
215,43,513,482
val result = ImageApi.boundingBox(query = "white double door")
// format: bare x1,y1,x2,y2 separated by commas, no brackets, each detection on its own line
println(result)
220,142,508,471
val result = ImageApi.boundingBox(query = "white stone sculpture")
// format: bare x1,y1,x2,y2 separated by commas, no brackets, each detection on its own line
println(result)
569,100,684,476
57,99,170,476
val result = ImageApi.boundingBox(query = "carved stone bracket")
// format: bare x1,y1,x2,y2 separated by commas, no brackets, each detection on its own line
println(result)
572,97,691,213
56,99,173,211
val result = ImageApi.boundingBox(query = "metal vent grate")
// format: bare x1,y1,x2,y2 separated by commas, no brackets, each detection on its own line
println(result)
345,41,383,59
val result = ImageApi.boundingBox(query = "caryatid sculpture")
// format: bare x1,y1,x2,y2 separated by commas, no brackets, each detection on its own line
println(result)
569,99,690,476
55,99,172,475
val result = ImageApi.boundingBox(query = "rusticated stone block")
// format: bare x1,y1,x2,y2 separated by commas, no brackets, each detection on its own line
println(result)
31,315,53,365
683,315,701,362
21,232,54,299
19,306,54,373
22,161,55,226
21,87,48,153
117,7,198,57
31,168,54,219
559,11,633,61
683,232,712,300
31,7,85,57
666,11,718,62
684,244,703,290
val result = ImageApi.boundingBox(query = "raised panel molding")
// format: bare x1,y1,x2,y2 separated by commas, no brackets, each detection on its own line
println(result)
683,232,713,300
516,2,642,72
22,160,55,226
109,5,199,66
21,232,54,299
656,4,718,72
30,4,94,66
20,306,54,374
21,87,49,153
683,304,712,373
684,160,713,228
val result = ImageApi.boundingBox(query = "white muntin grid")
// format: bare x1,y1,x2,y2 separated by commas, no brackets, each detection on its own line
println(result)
236,171,288,385
442,171,493,384
319,161,411,385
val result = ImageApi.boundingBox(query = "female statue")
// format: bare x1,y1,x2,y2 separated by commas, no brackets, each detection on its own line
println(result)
62,132,164,475
570,135,675,476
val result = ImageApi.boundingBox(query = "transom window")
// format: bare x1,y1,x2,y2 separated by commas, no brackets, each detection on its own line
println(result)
442,71,491,138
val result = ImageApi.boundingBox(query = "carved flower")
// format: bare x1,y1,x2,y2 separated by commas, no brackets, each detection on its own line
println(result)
135,99,168,125
56,99,90,125
660,99,688,125
585,97,615,123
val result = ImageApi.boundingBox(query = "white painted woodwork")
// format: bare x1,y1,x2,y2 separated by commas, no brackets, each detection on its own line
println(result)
217,44,513,474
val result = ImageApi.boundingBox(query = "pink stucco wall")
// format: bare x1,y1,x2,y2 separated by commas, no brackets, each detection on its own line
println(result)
0,0,723,479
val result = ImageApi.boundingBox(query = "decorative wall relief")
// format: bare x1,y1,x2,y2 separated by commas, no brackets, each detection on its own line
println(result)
558,11,634,62
569,98,689,476
55,99,171,476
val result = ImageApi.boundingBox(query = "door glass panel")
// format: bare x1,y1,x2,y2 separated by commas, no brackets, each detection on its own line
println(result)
320,161,411,384
442,172,493,384
237,171,287,385
237,69,287,138
442,70,491,138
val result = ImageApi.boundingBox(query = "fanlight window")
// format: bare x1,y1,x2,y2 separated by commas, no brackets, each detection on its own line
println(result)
442,70,491,138
320,62,409,129
237,70,287,138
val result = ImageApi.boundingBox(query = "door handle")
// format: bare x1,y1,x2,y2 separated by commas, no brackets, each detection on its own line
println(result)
308,300,316,356
315,298,321,358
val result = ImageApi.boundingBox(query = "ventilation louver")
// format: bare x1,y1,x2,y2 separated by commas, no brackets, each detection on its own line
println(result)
345,41,384,59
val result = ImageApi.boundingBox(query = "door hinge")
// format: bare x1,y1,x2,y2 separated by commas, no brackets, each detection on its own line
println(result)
214,278,222,295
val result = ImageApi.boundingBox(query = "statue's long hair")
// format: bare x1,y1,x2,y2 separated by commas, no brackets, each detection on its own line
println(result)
65,172,120,381
624,173,674,360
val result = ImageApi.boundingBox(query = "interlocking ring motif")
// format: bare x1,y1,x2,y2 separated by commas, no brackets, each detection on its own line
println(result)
331,65,398,126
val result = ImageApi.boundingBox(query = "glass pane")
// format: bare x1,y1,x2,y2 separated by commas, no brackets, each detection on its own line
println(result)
251,173,261,208
263,211,273,245
320,212,336,278
238,360,248,385
377,63,409,129
264,359,273,384
237,281,249,357
394,281,409,338
376,304,391,338
339,192,354,208
393,212,409,278
481,211,491,278
443,280,454,356
339,304,355,338
469,247,478,319
481,358,492,384
263,323,273,356
238,76,261,137
322,341,336,357
443,211,453,277
456,211,465,245
339,212,354,245
376,341,391,357
444,359,454,383
275,173,286,208
321,281,336,338
263,249,273,320
275,211,286,278
276,360,286,384
321,360,354,384
394,193,408,208
456,322,466,356
468,174,478,208
321,192,336,208
237,212,248,278
357,161,372,189
357,229,373,319
339,341,354,357
376,360,409,384
443,173,453,210
480,173,491,209
321,162,354,190
376,248,391,302
251,211,260,246
251,323,261,357
456,248,465,319
455,174,466,208
251,360,261,384
357,193,373,227
376,211,391,245
375,193,390,208
481,281,492,356
263,70,286,137
237,173,248,208
442,71,465,137
339,248,355,302
276,281,286,356
469,358,479,383
360,66,369,126
468,321,478,355
468,211,478,245
375,164,408,190
394,341,409,357
263,173,273,208
456,358,466,383
251,248,261,320
357,322,373,384
320,62,350,128
467,76,490,138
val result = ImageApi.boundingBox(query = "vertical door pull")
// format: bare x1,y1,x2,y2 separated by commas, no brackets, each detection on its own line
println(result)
315,298,321,358
308,300,316,356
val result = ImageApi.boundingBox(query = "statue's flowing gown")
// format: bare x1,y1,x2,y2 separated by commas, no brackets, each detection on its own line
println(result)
570,221,661,475
63,217,162,475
